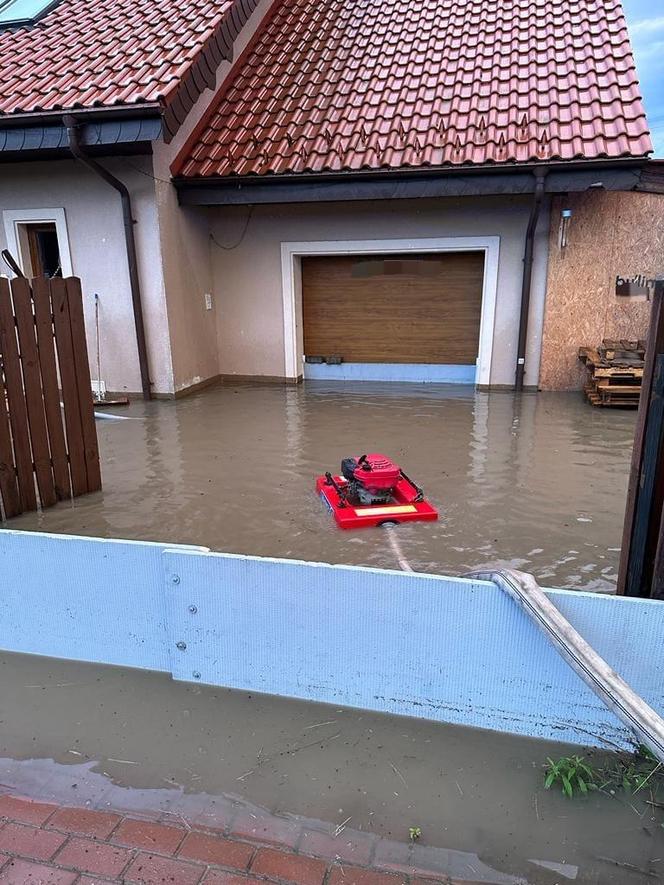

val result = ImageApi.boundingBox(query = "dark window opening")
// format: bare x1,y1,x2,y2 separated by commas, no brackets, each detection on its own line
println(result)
25,222,62,278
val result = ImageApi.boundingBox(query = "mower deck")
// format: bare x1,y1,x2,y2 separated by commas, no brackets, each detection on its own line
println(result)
316,473,438,529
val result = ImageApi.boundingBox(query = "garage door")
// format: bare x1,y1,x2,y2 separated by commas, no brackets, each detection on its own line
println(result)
302,252,485,365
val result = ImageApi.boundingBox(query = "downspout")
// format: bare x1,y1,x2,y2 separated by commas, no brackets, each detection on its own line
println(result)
64,115,152,400
514,168,548,391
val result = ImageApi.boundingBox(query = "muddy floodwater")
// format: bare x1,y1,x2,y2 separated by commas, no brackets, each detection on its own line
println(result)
0,652,661,885
9,383,635,591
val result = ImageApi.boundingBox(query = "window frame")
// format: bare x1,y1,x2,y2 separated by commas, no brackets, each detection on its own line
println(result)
0,0,60,28
2,208,73,278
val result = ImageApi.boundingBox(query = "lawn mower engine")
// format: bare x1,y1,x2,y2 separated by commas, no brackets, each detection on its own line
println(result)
341,454,401,505
316,452,437,528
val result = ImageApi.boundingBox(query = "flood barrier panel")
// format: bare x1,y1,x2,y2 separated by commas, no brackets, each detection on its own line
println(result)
1,529,663,750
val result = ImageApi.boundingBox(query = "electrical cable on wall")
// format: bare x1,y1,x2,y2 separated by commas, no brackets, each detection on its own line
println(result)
209,206,254,251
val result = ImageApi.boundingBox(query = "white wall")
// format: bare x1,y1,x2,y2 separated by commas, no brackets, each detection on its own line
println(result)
209,195,550,388
0,156,174,395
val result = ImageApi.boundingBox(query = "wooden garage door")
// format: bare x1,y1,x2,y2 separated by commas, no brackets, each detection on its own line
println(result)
302,252,484,364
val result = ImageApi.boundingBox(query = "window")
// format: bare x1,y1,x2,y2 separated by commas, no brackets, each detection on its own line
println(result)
0,0,58,26
23,223,62,277
2,209,73,278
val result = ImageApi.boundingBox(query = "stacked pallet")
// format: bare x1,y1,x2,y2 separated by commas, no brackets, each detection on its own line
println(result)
578,339,646,407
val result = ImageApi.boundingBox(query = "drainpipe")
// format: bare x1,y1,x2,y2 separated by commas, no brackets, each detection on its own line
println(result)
64,115,152,400
515,168,548,391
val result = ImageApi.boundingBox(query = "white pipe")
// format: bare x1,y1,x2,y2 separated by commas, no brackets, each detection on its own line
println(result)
467,568,664,762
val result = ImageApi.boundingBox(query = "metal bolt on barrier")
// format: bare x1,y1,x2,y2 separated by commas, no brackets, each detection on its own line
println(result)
171,575,180,585
193,671,201,679
188,605,197,613
176,641,187,651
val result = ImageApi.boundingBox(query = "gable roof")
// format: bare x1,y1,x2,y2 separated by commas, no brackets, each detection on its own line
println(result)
173,0,652,179
0,0,260,138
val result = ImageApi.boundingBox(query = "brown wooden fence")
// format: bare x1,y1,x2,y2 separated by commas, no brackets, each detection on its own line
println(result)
0,275,101,519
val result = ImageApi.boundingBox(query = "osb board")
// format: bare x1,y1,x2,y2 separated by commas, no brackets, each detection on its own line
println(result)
539,191,661,390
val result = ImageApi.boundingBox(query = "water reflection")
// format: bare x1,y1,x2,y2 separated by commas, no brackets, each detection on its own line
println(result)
8,384,636,592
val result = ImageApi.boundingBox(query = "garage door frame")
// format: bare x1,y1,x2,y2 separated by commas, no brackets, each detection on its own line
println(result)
280,236,500,385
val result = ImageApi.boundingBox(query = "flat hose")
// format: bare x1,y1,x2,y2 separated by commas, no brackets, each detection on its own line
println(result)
466,568,664,762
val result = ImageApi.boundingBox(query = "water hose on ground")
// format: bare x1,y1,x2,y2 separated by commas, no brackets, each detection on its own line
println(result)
466,568,664,763
383,525,413,572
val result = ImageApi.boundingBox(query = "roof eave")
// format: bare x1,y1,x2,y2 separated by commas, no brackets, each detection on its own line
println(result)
0,103,164,128
174,158,649,206
0,112,164,161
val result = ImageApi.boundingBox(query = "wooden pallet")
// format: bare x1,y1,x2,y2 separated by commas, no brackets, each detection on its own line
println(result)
579,340,644,408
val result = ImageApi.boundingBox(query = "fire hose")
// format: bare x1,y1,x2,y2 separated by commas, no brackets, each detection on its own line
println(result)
466,568,664,763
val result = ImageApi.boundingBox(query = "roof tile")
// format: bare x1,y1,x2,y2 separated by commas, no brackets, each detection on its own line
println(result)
174,0,651,178
0,0,251,120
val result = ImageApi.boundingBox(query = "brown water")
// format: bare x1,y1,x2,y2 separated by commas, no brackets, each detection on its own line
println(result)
9,383,636,592
0,652,661,885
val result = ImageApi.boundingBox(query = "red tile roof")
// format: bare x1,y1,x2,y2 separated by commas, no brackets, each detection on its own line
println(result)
0,0,260,137
174,0,652,179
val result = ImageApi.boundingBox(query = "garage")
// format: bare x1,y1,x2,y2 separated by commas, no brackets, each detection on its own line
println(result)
302,252,485,382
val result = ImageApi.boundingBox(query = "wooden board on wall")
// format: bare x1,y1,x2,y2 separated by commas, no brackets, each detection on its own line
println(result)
302,252,485,365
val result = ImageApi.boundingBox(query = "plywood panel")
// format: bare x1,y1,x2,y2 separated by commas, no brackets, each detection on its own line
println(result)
540,192,661,390
302,252,484,364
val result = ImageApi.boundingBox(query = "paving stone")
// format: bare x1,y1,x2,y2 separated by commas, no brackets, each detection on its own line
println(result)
0,823,67,862
230,810,301,849
372,839,413,873
0,796,57,826
250,847,327,885
77,877,121,885
328,868,407,885
54,837,132,877
299,828,375,865
178,832,254,869
0,858,77,884
47,807,121,840
202,873,265,885
112,818,186,854
124,851,204,885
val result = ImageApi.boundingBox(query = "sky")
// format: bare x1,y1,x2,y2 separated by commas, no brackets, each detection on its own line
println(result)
622,0,664,156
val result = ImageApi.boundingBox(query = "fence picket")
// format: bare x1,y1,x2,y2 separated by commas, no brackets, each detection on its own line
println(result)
32,278,71,502
0,278,37,511
50,277,88,496
65,277,101,493
0,335,20,518
12,278,57,509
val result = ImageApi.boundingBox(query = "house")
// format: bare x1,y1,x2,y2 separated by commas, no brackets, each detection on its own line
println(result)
0,0,653,398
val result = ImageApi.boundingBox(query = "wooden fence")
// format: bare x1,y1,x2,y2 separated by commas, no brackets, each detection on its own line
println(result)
0,276,101,519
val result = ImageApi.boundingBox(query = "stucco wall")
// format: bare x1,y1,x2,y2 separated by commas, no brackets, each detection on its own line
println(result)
208,195,550,387
0,157,174,395
150,0,275,393
539,191,662,390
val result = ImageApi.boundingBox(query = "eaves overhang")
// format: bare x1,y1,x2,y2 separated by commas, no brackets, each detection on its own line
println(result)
174,158,648,206
0,112,163,162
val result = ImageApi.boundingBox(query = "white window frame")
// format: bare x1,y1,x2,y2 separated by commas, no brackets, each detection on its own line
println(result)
2,208,73,277
280,236,500,386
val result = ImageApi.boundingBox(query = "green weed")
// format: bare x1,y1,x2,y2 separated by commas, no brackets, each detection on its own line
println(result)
544,755,597,798
543,745,664,801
